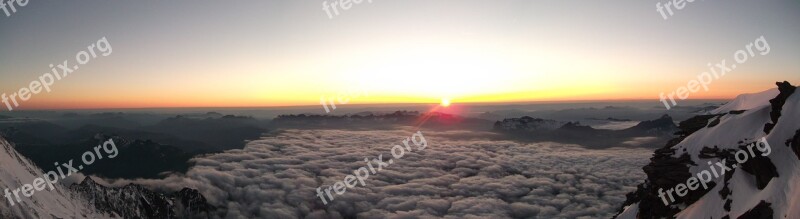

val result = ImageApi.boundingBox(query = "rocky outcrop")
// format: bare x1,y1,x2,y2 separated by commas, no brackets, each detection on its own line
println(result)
737,201,773,219
615,115,711,218
738,141,779,190
788,129,800,159
764,81,796,134
70,177,213,219
615,81,800,219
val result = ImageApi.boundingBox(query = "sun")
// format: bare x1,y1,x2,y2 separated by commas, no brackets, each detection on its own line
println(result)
440,98,451,107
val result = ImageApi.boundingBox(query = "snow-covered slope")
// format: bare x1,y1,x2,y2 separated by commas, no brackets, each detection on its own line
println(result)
616,81,800,219
0,137,109,218
711,88,780,115
0,136,214,219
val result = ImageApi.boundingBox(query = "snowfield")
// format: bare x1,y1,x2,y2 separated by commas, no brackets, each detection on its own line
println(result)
0,138,109,219
617,82,800,219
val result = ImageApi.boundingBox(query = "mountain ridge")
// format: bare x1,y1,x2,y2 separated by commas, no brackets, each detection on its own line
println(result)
493,114,678,148
0,135,213,219
615,81,800,219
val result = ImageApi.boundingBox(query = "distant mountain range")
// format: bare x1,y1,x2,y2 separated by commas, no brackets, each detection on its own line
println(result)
270,110,682,148
0,115,266,179
271,110,495,130
493,114,678,148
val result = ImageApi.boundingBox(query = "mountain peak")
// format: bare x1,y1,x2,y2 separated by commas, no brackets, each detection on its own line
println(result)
624,114,677,134
616,81,800,219
79,176,99,186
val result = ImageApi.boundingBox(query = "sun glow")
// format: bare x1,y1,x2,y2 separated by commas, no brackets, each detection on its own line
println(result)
337,46,521,103
440,98,451,107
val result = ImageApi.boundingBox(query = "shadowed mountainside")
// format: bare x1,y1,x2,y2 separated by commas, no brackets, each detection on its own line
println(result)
0,115,266,179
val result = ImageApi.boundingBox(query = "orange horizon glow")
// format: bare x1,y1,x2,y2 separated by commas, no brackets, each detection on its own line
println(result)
3,27,789,111
7,94,744,111
2,1,798,112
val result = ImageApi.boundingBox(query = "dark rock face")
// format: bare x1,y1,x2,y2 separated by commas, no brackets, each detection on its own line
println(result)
787,129,800,160
729,110,747,115
702,145,745,218
738,143,779,190
614,114,720,219
674,114,718,137
737,201,773,219
615,82,796,219
616,114,766,219
616,117,779,218
172,188,215,218
764,81,796,134
719,168,735,213
636,148,721,218
699,146,735,159
70,177,214,219
707,114,725,128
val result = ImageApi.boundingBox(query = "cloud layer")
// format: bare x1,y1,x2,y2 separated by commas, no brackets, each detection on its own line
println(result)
104,128,651,218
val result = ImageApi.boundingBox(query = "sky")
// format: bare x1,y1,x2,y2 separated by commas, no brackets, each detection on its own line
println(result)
1,0,799,110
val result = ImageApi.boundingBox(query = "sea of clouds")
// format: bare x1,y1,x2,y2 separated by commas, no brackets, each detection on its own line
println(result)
100,128,652,219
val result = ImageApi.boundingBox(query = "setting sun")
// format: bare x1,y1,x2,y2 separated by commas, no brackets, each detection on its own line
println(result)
440,98,451,107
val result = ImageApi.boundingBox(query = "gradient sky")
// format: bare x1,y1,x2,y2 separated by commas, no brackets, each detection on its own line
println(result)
1,0,799,110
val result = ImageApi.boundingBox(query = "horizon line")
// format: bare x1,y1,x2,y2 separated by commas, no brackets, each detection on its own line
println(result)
0,98,733,112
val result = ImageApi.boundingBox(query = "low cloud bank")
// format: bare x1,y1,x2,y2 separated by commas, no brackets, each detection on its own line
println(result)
104,128,650,218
